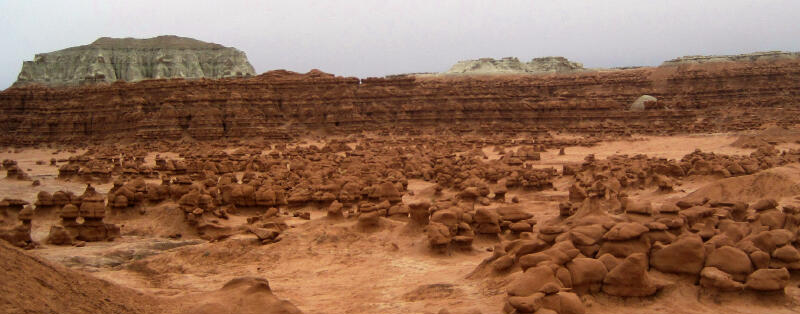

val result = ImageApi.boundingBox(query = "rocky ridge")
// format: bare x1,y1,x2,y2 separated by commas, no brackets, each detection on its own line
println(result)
13,35,255,87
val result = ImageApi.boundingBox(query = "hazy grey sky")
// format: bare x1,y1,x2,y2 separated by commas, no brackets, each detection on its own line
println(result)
1,0,799,89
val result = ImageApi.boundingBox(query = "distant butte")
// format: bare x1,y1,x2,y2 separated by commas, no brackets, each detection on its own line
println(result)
443,56,585,75
13,35,256,87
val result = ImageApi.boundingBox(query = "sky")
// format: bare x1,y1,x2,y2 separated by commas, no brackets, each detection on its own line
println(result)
1,0,799,89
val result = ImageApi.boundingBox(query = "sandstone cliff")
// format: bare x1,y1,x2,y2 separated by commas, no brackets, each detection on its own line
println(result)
1,57,798,145
444,56,585,74
13,35,255,87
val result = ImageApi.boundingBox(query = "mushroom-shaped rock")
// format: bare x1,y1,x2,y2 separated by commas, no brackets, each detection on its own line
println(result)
751,229,794,253
554,291,586,314
758,208,786,230
539,225,568,243
387,201,410,217
45,225,73,245
568,184,587,202
264,207,279,218
474,208,502,234
507,265,562,297
79,194,106,219
772,245,800,263
110,194,129,209
115,186,135,204
699,267,744,291
603,222,648,241
519,249,571,270
497,206,534,222
327,200,344,218
658,203,680,214
602,253,660,297
474,208,500,224
514,239,550,259
597,253,622,272
52,191,72,206
745,268,790,292
458,187,481,200
426,222,451,250
408,201,431,225
371,182,402,203
705,246,753,281
18,206,34,223
624,199,653,215
507,293,545,314
492,255,515,272
568,224,606,247
510,221,533,233
750,250,770,270
540,282,560,295
255,188,279,207
357,211,380,229
430,209,459,232
493,185,508,200
566,257,607,288
452,235,474,251
650,235,705,275
249,227,280,242
178,191,200,212
35,191,54,207
60,204,79,219
751,199,778,211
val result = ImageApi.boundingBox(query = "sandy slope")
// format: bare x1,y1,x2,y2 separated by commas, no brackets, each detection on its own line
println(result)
0,241,162,314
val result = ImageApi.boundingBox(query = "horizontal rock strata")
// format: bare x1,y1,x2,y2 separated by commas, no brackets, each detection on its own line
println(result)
1,57,799,145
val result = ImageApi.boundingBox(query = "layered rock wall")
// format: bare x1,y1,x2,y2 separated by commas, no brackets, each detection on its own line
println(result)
1,58,799,145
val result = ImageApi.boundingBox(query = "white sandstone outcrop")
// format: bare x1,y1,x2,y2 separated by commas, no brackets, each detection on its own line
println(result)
14,35,256,87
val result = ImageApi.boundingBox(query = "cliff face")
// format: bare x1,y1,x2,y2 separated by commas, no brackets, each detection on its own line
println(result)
13,35,255,87
445,56,584,74
1,58,799,145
